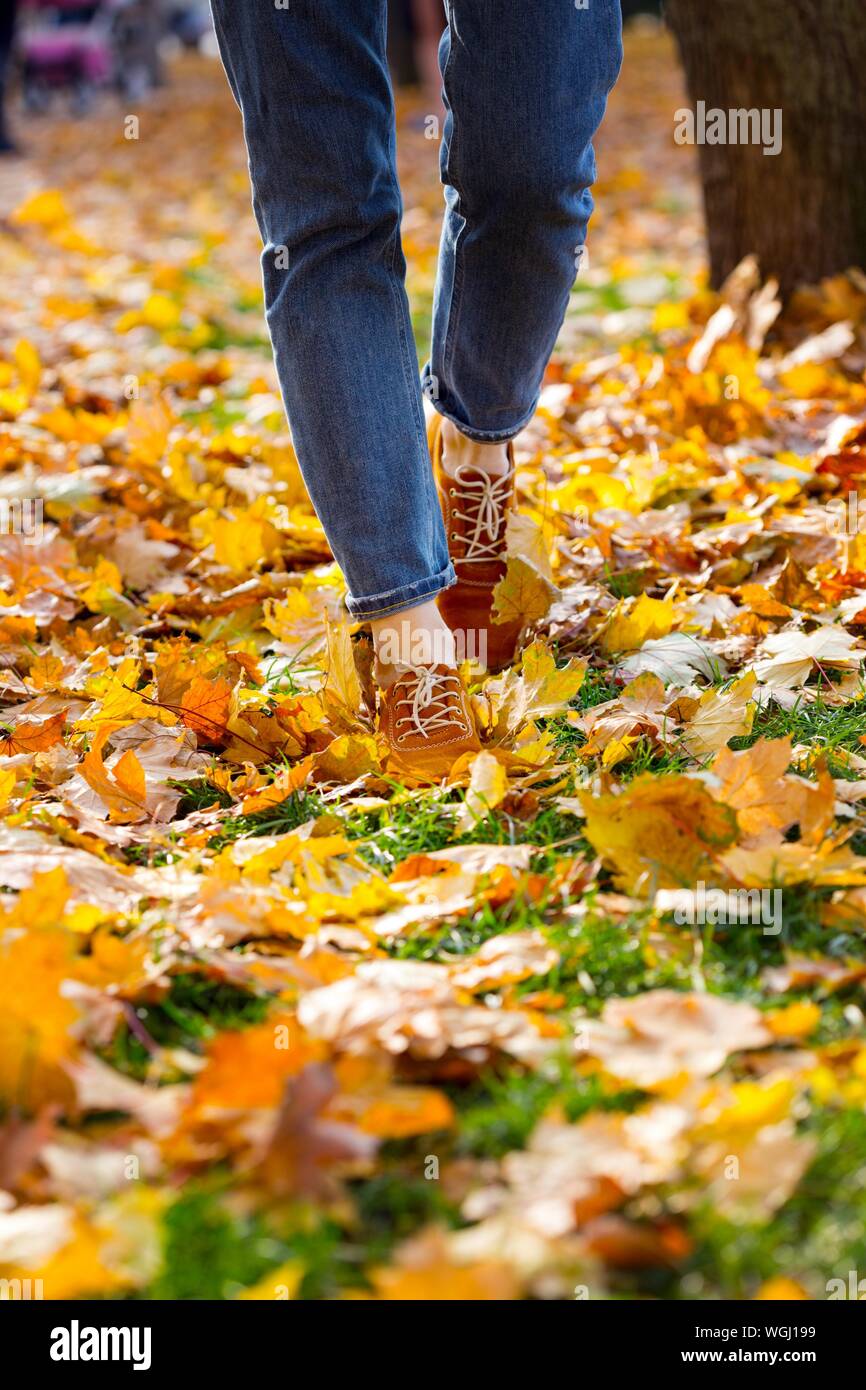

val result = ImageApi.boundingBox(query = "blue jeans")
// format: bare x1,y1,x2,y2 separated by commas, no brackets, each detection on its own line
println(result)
210,0,622,621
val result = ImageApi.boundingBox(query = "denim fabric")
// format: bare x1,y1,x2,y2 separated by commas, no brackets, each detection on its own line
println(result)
210,0,622,621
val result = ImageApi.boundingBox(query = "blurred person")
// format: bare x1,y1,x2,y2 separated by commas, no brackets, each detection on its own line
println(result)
112,0,165,95
0,0,20,154
211,0,622,778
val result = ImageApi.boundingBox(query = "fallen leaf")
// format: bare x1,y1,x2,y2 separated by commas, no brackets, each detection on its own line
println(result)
179,676,233,739
580,774,739,893
581,991,771,1089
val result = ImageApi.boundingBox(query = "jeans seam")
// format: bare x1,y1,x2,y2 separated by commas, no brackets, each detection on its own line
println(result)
351,562,454,605
438,2,468,400
381,0,429,481
430,397,537,443
386,237,428,465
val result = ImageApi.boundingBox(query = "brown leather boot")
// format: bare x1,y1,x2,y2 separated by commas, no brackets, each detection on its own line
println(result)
378,662,480,782
429,413,523,673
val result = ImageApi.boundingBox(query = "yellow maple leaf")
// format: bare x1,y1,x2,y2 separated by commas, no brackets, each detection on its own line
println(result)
28,653,66,690
456,750,509,830
491,555,557,627
195,504,282,573
601,592,676,654
13,339,41,394
313,734,381,783
0,928,80,1107
0,767,16,810
681,671,757,758
754,1278,809,1301
3,867,70,929
765,1001,821,1040
321,618,364,733
365,1230,517,1301
487,640,586,741
580,773,739,894
11,188,70,228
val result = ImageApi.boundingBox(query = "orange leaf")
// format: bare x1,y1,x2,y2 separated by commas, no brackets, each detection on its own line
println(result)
0,927,80,1107
80,730,147,822
241,756,315,815
0,710,66,756
112,749,146,804
187,1015,323,1113
179,675,232,738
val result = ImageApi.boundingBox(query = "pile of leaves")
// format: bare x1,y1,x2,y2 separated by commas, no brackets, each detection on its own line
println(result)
1,32,866,1301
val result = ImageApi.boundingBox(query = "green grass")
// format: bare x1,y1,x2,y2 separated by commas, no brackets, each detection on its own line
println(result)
150,1172,460,1300
730,692,866,768
206,790,328,850
152,1187,286,1300
449,1061,644,1160
103,976,270,1080
346,796,592,877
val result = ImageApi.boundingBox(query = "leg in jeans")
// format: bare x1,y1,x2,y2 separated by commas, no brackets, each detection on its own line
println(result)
209,0,454,624
420,1,622,673
422,0,624,440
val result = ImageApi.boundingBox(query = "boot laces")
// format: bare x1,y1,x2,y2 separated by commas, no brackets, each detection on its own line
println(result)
395,665,466,741
450,465,512,563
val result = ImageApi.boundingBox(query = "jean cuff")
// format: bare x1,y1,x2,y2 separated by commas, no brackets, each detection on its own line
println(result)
421,368,537,443
345,561,457,622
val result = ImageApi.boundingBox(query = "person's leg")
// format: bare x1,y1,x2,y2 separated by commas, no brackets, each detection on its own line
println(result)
423,0,623,441
209,0,454,652
422,0,622,668
210,1,474,775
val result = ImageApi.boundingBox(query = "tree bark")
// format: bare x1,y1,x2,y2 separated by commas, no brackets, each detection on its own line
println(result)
664,0,866,298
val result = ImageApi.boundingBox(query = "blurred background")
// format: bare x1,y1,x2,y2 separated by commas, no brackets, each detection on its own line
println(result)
1,0,212,143
0,1,662,153
6,0,859,305
0,0,688,376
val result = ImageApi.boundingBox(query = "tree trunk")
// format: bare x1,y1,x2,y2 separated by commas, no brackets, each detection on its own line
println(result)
664,0,866,298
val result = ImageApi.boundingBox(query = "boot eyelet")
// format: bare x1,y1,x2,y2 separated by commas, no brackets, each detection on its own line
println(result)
451,532,458,540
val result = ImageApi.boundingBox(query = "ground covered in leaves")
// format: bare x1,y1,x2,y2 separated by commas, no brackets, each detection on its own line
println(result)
1,28,866,1301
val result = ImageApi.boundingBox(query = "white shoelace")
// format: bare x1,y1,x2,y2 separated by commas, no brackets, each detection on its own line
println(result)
448,464,513,563
394,665,465,740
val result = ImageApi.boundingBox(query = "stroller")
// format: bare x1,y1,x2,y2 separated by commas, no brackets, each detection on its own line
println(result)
18,0,163,114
